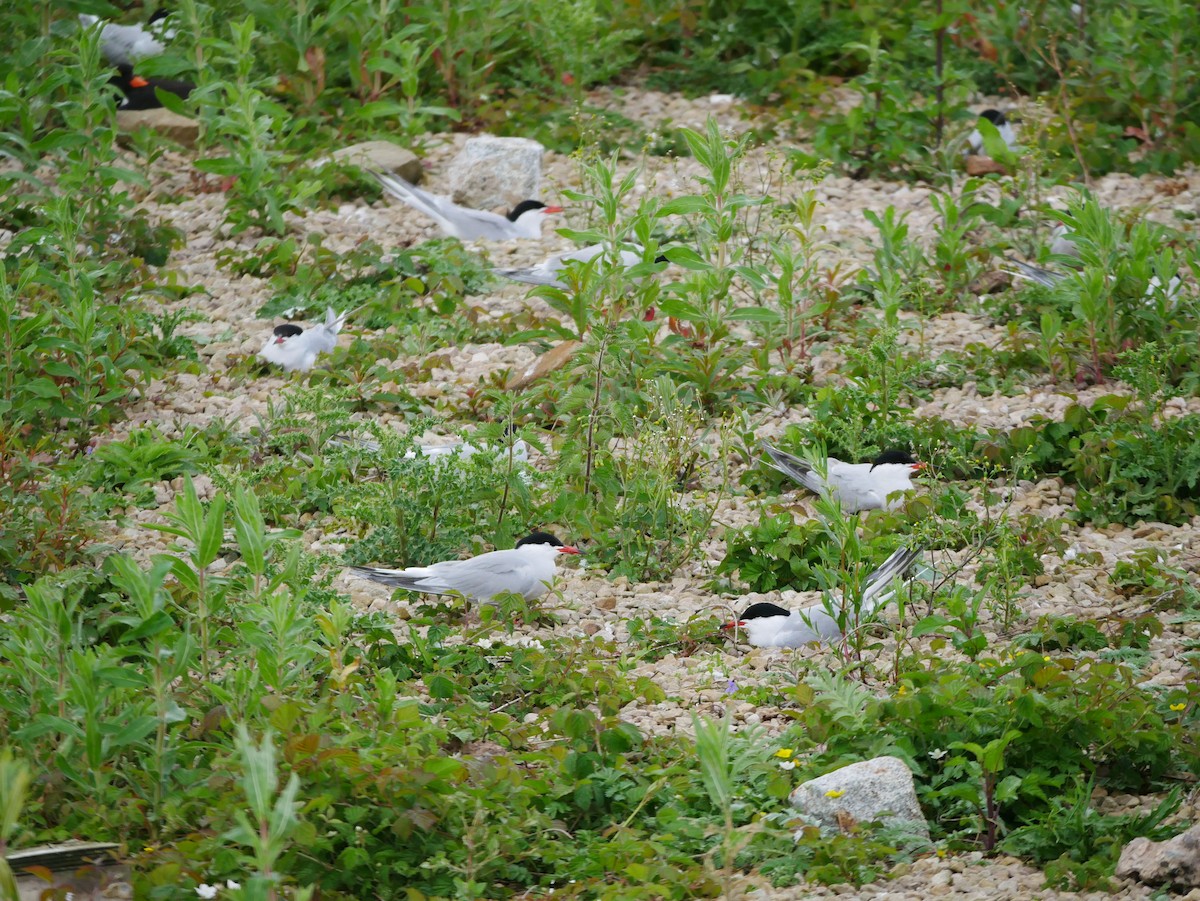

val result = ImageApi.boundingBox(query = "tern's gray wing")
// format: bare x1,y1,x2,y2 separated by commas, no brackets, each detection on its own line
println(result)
492,244,636,287
371,170,512,240
426,549,542,602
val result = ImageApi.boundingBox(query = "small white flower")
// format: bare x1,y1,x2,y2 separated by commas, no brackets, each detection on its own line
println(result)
196,885,218,900
929,748,948,761
226,881,241,890
778,760,796,770
475,638,494,649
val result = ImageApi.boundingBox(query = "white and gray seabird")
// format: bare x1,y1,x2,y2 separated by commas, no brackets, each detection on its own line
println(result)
763,445,925,513
722,547,921,648
492,243,665,289
79,10,173,66
349,531,580,603
1004,258,1181,302
258,307,348,373
965,109,1018,157
370,170,562,241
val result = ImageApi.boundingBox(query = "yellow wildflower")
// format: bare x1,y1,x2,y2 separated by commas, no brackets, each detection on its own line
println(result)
1169,703,1186,712
825,789,845,799
775,748,794,759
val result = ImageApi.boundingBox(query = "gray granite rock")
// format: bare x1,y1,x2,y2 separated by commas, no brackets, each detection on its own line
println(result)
449,135,543,209
1116,823,1200,887
790,755,930,841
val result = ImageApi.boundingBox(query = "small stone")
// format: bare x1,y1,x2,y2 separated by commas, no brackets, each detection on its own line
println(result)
326,140,424,183
968,270,1012,295
964,155,1008,176
595,596,617,611
582,622,601,636
118,107,199,148
508,340,580,390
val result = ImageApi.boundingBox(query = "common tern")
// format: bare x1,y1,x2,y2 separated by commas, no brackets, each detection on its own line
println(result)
111,64,194,110
492,244,665,289
966,109,1018,157
763,445,924,513
258,307,349,372
348,531,580,603
331,434,530,466
80,9,173,66
370,170,562,241
1004,258,1181,301
722,547,920,648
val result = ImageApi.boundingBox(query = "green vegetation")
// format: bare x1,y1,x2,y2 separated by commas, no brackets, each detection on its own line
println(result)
0,0,1198,898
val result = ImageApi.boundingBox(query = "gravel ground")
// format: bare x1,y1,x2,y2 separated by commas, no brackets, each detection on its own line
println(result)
106,85,1200,898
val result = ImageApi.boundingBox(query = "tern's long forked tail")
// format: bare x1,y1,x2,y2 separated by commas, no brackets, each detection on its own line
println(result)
491,266,564,288
349,565,444,593
762,443,815,477
369,169,432,213
762,443,827,495
859,547,921,616
1002,258,1067,288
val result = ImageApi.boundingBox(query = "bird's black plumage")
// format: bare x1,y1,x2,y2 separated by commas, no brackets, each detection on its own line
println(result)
506,200,548,221
516,531,564,549
738,602,792,621
113,63,194,109
979,109,1007,126
273,323,305,340
870,448,917,469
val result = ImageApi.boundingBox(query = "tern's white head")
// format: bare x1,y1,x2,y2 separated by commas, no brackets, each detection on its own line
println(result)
869,449,925,478
722,601,793,647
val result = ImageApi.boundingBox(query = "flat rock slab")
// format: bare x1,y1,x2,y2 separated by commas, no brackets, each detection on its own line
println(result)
450,135,543,210
790,755,930,841
1116,823,1200,887
964,154,1009,176
507,339,580,390
117,107,199,148
328,140,423,184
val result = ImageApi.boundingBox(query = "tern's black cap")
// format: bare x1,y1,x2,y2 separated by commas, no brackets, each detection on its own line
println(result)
516,531,564,548
870,448,917,469
273,323,304,340
738,602,791,620
507,200,548,221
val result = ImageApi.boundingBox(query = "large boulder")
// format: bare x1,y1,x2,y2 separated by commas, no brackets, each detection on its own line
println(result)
450,136,543,210
790,755,930,841
327,140,423,183
1116,823,1200,887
